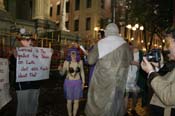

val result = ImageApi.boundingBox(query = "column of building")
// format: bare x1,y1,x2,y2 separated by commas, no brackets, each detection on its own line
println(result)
32,0,50,20
32,0,51,47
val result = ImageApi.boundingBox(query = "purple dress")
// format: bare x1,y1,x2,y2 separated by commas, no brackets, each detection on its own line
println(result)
64,79,83,100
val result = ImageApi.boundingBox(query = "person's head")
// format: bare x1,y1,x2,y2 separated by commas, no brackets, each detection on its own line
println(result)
128,42,133,48
104,23,119,37
66,47,81,62
19,39,33,47
165,28,175,60
70,51,77,60
98,30,105,39
17,28,34,47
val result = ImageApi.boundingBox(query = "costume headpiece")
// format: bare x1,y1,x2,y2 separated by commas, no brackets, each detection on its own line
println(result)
16,28,35,41
66,47,81,62
104,23,119,36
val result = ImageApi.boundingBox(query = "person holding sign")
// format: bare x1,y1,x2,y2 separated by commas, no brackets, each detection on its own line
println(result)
0,58,12,115
10,29,41,116
58,47,85,116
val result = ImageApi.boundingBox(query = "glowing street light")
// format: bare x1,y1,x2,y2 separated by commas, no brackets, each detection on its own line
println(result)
162,39,165,43
139,26,144,30
94,27,100,32
94,27,100,39
132,27,136,31
131,37,134,41
134,24,139,29
141,39,144,43
126,24,132,29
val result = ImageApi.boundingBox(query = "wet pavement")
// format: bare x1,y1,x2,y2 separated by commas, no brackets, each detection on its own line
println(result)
37,78,87,116
0,76,149,116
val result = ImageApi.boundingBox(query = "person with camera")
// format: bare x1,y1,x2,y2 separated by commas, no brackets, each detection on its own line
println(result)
141,29,175,116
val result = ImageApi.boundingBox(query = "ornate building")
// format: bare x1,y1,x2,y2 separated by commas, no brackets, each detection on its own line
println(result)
0,0,56,57
50,0,113,44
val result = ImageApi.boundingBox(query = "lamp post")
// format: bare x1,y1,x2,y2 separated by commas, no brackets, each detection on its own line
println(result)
139,26,144,46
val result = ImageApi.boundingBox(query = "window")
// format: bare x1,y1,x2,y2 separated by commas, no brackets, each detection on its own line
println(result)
57,4,60,15
50,6,53,16
74,19,79,31
75,0,80,10
86,0,92,8
66,21,69,29
66,1,70,13
86,17,91,30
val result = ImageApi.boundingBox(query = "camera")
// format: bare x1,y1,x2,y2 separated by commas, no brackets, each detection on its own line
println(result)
145,49,161,62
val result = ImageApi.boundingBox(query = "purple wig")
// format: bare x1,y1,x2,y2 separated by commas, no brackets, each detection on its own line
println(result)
66,47,81,62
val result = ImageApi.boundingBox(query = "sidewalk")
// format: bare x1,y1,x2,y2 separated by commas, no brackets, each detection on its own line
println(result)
0,78,149,116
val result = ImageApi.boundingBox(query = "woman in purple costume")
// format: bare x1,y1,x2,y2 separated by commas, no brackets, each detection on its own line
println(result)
58,47,85,116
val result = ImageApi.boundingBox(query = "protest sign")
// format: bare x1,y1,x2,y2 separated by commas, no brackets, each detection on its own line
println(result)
16,47,53,82
0,58,12,110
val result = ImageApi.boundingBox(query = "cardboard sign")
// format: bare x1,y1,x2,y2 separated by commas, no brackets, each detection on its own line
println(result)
16,47,53,82
0,58,12,109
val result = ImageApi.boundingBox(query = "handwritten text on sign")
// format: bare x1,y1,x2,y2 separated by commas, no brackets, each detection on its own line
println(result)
0,58,12,110
16,47,53,82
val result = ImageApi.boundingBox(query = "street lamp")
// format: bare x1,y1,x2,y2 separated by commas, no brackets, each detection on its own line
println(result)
139,26,144,47
126,24,132,29
126,24,145,49
139,26,144,31
94,27,100,31
94,27,100,39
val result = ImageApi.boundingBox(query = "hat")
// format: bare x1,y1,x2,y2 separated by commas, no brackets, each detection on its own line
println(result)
16,28,35,41
104,23,119,36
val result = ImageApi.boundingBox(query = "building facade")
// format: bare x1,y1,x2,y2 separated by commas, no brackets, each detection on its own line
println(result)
50,0,113,42
0,0,57,57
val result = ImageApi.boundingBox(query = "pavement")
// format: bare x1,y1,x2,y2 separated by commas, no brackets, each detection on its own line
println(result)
0,77,149,116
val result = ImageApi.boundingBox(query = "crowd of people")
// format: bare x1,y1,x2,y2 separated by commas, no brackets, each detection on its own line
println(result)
0,22,175,116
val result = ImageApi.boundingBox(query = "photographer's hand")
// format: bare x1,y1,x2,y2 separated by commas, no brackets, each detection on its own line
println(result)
141,57,155,73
